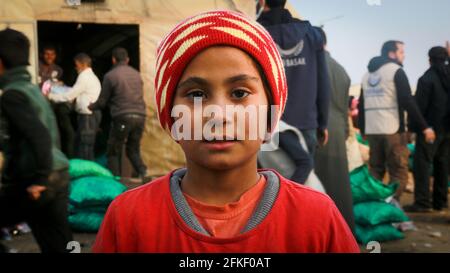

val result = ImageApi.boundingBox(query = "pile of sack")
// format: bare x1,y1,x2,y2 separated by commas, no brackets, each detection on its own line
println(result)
68,159,127,232
350,165,409,244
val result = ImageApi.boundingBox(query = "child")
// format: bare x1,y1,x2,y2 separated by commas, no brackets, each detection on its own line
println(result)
93,10,359,253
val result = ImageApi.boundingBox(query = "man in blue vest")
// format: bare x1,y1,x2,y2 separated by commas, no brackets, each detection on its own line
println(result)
0,28,72,252
358,40,435,203
258,0,331,162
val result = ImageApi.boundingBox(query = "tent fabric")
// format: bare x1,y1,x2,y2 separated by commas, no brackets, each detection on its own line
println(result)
0,0,299,177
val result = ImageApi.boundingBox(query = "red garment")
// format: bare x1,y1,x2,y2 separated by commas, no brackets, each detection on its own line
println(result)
183,175,266,238
93,170,360,253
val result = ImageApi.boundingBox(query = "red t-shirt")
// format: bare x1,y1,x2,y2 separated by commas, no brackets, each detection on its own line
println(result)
93,169,359,253
183,175,267,238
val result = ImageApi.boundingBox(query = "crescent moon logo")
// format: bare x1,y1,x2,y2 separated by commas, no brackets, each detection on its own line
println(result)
276,40,304,58
368,74,382,87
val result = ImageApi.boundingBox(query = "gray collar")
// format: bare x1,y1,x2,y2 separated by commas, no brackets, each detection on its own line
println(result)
169,168,280,236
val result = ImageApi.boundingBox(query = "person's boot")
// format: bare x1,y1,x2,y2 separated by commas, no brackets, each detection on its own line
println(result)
432,203,448,211
403,203,433,213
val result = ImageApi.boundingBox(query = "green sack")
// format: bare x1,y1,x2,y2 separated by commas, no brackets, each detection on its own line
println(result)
69,176,126,208
355,224,404,245
354,201,409,226
350,165,398,203
69,159,114,179
69,212,105,232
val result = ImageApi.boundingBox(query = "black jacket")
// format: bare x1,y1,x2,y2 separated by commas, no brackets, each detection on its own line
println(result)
358,56,428,133
410,66,450,133
90,63,146,118
258,8,331,130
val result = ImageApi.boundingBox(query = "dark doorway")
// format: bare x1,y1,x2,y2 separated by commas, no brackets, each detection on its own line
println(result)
37,21,140,166
37,21,139,85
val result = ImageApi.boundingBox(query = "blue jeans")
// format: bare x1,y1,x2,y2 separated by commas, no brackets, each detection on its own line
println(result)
76,111,101,161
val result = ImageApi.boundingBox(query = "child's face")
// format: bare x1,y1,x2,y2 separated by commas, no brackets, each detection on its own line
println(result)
173,46,269,171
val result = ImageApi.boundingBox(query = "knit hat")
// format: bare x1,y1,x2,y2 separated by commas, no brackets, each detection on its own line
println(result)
154,10,287,133
0,28,30,69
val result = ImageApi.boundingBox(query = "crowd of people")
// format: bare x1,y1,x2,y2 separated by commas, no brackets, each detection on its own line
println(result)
39,45,148,178
0,29,148,252
0,0,448,253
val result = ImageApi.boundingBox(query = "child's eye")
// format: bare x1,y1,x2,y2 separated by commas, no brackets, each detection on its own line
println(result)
231,89,250,99
186,90,207,99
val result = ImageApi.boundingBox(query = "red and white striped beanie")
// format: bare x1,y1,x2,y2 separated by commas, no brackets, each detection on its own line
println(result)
154,10,287,132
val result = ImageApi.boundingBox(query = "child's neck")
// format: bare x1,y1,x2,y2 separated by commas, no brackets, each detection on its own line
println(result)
180,159,261,206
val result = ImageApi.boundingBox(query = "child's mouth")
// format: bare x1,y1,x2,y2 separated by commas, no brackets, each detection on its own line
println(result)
201,138,238,150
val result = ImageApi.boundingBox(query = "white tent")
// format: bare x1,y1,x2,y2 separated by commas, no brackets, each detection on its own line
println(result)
0,0,298,177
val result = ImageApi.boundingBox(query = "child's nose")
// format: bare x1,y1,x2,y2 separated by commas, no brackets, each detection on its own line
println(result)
203,104,233,124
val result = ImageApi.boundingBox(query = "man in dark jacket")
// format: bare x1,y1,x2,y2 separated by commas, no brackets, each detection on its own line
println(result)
0,28,72,252
358,40,434,202
257,0,331,161
89,47,148,179
405,46,450,212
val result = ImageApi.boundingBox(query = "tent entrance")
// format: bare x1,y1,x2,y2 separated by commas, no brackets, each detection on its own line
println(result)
37,21,139,85
37,21,140,178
